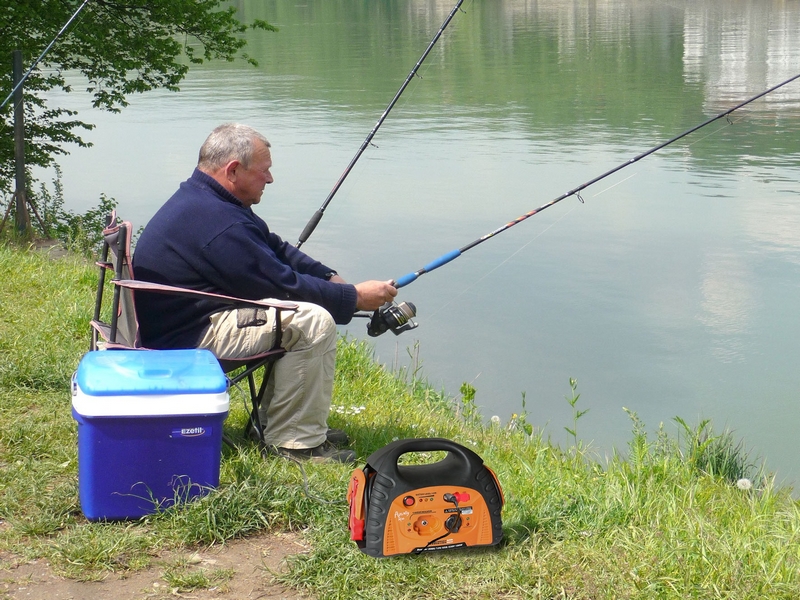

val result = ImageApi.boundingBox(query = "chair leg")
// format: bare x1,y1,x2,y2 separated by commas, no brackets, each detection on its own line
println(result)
244,372,265,444
242,359,277,446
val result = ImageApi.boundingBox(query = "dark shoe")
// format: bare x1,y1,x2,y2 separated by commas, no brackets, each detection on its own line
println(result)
326,427,350,447
271,441,356,464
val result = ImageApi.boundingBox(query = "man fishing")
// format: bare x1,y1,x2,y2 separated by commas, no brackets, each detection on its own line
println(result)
133,123,397,464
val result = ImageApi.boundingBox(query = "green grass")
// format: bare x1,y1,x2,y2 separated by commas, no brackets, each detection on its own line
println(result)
2,242,800,598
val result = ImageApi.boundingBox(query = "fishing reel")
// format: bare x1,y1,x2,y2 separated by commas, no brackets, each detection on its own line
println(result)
367,300,418,337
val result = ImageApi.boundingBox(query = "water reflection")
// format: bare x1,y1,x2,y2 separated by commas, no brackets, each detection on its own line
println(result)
698,252,755,363
744,194,800,265
683,0,800,109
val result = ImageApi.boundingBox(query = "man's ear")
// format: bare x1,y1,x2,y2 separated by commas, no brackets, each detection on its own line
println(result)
224,160,241,182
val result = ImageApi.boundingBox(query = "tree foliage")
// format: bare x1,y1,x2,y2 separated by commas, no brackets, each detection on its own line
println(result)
0,0,275,194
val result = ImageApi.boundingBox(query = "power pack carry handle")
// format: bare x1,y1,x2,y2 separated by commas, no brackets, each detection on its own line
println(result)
368,437,481,468
363,438,494,501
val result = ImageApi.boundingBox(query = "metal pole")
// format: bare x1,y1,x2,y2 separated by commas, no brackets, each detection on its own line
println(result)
13,49,30,236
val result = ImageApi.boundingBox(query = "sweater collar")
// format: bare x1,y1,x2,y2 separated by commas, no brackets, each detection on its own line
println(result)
190,168,247,209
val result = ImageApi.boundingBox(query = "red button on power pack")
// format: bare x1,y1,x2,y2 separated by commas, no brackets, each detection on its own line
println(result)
454,492,471,503
403,496,415,507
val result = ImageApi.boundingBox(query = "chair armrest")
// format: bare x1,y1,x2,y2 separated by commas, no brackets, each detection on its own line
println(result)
113,279,299,312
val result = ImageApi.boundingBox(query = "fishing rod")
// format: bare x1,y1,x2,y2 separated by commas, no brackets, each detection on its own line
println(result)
296,0,466,249
392,71,800,289
0,0,92,111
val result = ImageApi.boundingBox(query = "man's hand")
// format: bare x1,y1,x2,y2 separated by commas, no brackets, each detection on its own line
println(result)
354,280,398,311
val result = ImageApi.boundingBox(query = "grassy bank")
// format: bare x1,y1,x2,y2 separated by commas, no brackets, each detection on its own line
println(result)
2,242,800,599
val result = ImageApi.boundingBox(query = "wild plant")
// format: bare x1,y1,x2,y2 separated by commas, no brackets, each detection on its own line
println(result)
674,416,760,483
564,377,589,449
506,391,534,436
458,381,482,427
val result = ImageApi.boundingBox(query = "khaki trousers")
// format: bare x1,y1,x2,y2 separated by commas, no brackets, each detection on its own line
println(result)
197,301,337,449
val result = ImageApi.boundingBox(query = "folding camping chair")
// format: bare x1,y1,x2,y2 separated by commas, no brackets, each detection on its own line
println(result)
89,211,299,447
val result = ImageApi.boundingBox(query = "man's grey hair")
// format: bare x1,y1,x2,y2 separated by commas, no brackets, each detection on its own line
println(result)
197,123,270,171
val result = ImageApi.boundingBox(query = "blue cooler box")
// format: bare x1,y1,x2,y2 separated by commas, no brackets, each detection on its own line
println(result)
72,349,229,521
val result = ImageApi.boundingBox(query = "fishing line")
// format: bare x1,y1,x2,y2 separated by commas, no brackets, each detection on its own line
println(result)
487,172,638,269
1,0,92,111
421,112,745,321
296,0,467,248
392,73,800,290
426,203,580,320
427,173,637,320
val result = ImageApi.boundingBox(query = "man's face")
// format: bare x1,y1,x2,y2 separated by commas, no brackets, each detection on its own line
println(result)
232,141,273,207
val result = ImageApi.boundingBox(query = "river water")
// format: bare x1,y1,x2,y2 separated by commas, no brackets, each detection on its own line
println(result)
47,0,800,485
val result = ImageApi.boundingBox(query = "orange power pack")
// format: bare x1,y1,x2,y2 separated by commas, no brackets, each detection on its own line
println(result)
347,438,504,557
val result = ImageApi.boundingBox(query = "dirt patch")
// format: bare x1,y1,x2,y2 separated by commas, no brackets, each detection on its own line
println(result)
32,239,71,260
0,532,311,600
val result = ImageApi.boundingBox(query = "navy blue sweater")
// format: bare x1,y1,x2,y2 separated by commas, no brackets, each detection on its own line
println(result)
132,169,357,349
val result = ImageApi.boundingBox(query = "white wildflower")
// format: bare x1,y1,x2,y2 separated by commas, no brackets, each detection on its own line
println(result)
736,478,753,491
490,415,501,426
332,405,366,416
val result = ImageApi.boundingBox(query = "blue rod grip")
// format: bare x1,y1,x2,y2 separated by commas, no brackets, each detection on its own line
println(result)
423,249,461,272
394,272,418,288
393,249,462,289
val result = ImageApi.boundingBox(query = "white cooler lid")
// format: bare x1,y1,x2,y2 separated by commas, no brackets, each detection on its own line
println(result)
72,389,229,416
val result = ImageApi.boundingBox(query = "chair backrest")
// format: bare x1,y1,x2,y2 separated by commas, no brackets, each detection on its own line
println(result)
90,212,299,354
90,212,140,349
